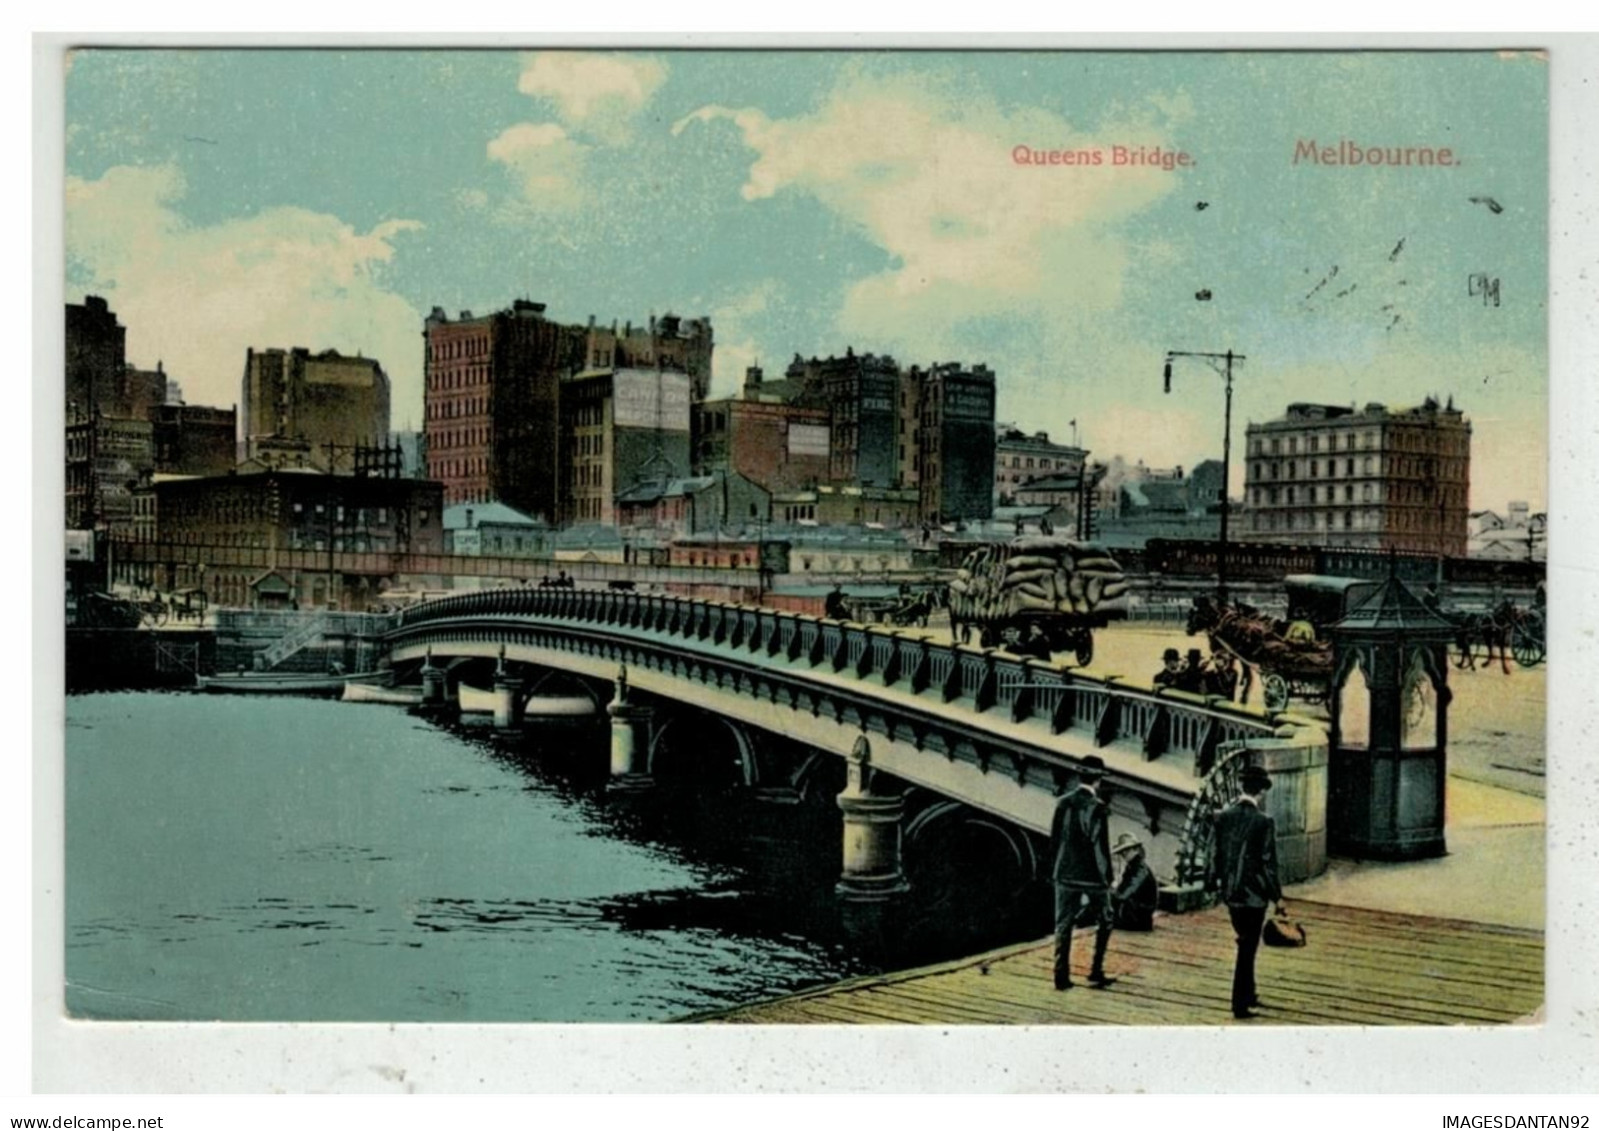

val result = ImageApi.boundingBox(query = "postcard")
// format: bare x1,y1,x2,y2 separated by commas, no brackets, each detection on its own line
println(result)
41,40,1584,1093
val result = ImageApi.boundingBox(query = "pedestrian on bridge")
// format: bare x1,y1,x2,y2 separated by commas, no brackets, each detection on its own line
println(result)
1050,755,1117,991
1211,764,1286,1020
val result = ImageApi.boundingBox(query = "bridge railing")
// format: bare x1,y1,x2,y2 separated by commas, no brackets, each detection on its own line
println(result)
394,587,1290,772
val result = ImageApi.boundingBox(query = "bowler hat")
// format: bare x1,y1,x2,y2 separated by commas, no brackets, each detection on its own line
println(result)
1077,755,1107,780
1111,832,1143,856
1162,648,1180,662
1239,765,1273,793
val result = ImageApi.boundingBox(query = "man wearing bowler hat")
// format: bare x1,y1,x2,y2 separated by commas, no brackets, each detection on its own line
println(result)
1211,763,1286,1019
1050,755,1117,990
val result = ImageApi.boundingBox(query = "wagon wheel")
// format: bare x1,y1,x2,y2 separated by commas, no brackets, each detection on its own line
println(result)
143,598,169,628
1262,672,1290,712
1074,631,1094,668
1511,623,1545,669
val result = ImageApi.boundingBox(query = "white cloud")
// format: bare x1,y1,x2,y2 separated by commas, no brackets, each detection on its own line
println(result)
65,164,425,426
486,122,589,213
677,72,1187,353
707,280,782,399
517,52,668,144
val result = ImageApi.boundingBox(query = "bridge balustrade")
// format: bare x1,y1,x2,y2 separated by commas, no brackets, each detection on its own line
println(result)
392,587,1293,777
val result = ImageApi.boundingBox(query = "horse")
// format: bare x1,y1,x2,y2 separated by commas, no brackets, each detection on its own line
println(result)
1447,603,1513,673
891,584,948,630
1184,597,1261,703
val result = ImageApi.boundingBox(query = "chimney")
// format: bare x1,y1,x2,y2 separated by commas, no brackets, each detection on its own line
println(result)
743,365,764,397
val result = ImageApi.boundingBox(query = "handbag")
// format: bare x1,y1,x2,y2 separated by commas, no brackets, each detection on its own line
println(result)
1262,910,1307,948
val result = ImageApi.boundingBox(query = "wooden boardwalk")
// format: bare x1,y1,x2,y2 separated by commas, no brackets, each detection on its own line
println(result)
694,901,1543,1026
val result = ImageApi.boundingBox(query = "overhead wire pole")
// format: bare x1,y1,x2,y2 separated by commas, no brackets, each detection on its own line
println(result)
1163,349,1244,604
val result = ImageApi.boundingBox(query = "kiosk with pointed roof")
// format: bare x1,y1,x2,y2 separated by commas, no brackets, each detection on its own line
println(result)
1326,565,1456,860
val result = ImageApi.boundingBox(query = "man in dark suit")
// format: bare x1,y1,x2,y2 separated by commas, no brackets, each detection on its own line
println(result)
1211,764,1287,1019
1050,755,1117,990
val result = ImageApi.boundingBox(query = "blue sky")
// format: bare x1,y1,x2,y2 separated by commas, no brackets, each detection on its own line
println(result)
63,49,1547,508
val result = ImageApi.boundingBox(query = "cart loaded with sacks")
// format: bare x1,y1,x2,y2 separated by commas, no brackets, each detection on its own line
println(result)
946,536,1131,666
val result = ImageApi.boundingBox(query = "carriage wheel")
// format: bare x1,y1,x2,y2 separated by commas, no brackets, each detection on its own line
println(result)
1074,633,1094,668
144,599,169,628
1511,625,1545,669
1262,673,1290,712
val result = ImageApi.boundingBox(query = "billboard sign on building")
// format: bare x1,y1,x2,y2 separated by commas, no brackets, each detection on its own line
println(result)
613,369,691,433
787,422,830,457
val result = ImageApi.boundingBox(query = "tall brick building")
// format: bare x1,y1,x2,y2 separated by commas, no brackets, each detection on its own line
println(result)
915,363,996,524
1243,399,1471,556
422,301,713,524
582,313,714,403
66,296,234,531
784,349,901,488
695,367,832,495
242,346,390,472
559,367,693,525
66,296,126,423
423,301,585,519
151,404,238,477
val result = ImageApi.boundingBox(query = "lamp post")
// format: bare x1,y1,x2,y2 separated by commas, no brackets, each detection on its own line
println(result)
1163,349,1244,604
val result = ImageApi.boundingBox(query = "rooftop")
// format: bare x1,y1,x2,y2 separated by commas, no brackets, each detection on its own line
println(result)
443,501,544,530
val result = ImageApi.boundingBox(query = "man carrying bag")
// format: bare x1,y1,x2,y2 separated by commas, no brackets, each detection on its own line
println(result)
1211,763,1287,1019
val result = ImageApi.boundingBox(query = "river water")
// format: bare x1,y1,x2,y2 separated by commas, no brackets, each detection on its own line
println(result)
65,693,870,1022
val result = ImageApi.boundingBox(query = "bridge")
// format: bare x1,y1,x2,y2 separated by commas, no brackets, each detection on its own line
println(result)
385,588,1329,911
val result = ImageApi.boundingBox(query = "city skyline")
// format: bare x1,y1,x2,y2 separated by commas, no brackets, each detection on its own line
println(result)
64,49,1547,509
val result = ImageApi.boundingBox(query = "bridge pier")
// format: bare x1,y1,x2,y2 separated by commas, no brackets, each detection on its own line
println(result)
492,647,524,734
835,737,910,903
416,648,456,721
607,665,654,794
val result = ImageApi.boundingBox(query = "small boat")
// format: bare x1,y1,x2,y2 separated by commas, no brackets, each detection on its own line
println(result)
197,671,387,698
341,682,423,706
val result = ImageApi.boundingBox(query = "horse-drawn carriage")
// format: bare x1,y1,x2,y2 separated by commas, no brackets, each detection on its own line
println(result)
1436,594,1545,671
946,537,1131,666
1186,575,1376,712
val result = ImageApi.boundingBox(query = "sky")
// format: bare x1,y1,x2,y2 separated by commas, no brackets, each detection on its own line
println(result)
62,49,1548,510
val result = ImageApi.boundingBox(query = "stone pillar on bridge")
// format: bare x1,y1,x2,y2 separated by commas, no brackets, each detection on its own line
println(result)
606,664,654,793
835,736,910,903
417,647,453,719
491,645,524,734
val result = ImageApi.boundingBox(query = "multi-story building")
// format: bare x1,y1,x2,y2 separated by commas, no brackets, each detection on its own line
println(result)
1242,399,1471,556
65,416,154,533
916,362,996,524
151,404,237,477
994,426,1087,506
152,470,444,610
695,368,832,494
423,301,713,522
242,346,391,472
784,349,901,488
559,367,694,526
582,313,714,404
66,296,127,423
423,301,585,516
